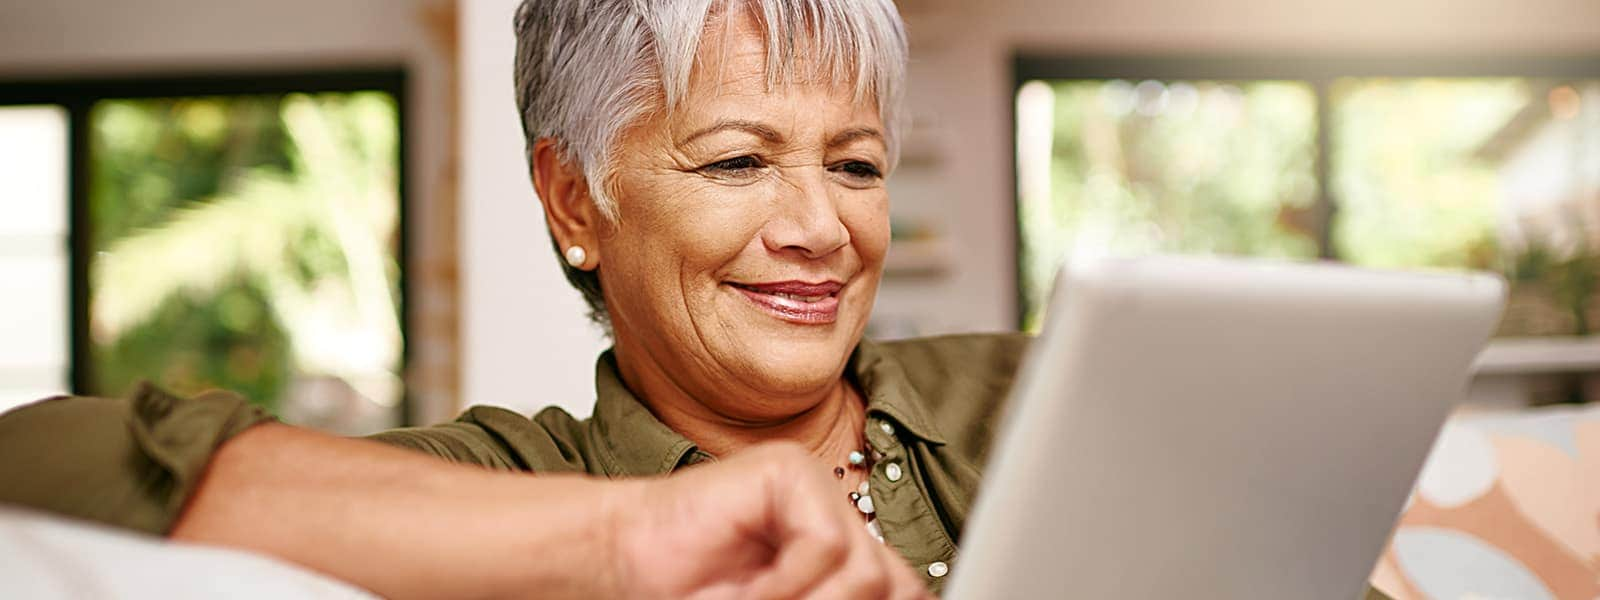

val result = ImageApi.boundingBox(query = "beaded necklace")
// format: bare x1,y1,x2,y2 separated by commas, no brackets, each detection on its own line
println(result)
834,441,885,542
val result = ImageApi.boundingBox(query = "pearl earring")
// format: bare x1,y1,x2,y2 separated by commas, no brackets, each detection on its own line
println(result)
564,245,587,268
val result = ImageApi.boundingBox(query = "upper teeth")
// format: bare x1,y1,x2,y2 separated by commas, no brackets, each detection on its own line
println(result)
773,292,827,302
734,283,832,302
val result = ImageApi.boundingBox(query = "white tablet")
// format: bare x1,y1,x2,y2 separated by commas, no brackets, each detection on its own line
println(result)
947,256,1505,599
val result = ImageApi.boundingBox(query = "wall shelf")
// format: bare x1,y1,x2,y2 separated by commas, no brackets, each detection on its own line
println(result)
883,239,952,277
1473,336,1600,375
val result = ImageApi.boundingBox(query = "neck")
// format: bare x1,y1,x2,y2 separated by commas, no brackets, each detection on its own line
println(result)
613,346,866,464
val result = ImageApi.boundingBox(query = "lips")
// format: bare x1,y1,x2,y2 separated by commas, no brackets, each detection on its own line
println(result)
728,280,843,324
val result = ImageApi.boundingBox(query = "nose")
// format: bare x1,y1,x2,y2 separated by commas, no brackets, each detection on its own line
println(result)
761,168,850,259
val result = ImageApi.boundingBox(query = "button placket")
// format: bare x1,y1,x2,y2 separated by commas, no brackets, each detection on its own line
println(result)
865,416,929,567
863,419,903,532
864,419,960,589
869,418,905,485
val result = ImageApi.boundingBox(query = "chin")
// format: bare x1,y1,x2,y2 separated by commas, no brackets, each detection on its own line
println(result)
731,323,859,395
707,282,870,394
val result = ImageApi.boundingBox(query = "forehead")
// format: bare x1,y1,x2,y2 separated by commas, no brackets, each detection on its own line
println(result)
683,4,872,113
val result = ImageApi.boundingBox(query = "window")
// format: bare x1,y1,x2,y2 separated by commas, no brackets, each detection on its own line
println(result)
0,106,70,410
1015,57,1600,337
0,71,408,434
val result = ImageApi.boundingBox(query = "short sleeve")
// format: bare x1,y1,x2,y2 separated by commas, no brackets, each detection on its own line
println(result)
0,383,275,536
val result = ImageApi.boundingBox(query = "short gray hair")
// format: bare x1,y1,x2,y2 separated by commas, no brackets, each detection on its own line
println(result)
512,0,908,329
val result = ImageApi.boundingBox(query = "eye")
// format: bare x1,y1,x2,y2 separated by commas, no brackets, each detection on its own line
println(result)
831,160,882,181
701,155,765,175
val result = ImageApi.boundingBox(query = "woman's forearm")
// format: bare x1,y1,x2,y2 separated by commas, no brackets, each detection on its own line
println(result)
171,424,930,599
170,423,627,599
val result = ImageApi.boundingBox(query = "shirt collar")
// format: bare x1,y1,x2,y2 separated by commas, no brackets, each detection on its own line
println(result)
589,350,701,477
850,338,949,445
587,340,947,476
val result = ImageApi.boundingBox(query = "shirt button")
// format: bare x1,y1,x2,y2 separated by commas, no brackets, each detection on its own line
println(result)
884,462,903,482
927,561,949,578
879,421,895,435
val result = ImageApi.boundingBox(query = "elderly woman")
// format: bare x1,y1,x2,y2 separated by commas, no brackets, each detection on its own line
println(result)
1,1,1008,597
0,1,1393,599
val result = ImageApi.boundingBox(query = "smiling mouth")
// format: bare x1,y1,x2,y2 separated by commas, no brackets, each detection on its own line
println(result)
727,280,843,324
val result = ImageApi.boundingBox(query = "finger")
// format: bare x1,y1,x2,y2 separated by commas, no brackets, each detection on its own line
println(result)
872,537,932,600
798,528,890,600
748,528,850,600
798,563,887,600
744,471,853,599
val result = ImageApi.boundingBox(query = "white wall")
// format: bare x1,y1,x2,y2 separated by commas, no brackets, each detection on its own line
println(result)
0,1,438,74
458,0,610,418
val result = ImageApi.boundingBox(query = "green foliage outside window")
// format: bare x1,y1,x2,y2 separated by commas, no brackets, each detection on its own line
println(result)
88,92,402,423
1019,76,1599,338
1330,78,1525,271
1017,80,1319,331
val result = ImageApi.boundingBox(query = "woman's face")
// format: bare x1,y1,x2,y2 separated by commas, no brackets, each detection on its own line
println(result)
596,10,889,418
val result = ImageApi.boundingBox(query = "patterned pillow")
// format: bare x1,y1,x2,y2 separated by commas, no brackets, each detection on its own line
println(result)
1369,402,1600,599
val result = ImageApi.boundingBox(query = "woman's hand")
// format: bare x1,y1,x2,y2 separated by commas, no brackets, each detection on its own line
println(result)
603,442,932,600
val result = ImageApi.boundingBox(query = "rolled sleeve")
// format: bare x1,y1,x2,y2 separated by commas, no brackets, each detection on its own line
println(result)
0,383,274,536
365,421,523,470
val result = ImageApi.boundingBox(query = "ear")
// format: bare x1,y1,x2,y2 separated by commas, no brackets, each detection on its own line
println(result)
530,138,604,271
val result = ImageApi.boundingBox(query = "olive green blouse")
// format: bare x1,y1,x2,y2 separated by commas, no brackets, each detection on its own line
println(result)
0,332,1392,598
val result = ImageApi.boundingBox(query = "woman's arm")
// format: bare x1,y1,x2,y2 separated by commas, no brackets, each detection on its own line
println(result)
170,423,612,598
1,389,927,598
172,424,929,599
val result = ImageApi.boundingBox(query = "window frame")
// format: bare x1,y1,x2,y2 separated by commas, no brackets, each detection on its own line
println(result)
1010,53,1600,328
0,68,412,422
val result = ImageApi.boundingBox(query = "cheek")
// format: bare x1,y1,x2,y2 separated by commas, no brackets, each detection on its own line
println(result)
604,176,766,289
842,191,891,266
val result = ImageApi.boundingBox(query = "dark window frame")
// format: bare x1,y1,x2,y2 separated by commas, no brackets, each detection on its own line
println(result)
0,68,412,424
1010,53,1600,328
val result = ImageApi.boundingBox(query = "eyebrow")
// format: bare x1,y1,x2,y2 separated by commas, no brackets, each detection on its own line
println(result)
675,120,886,150
677,119,784,146
826,126,885,149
